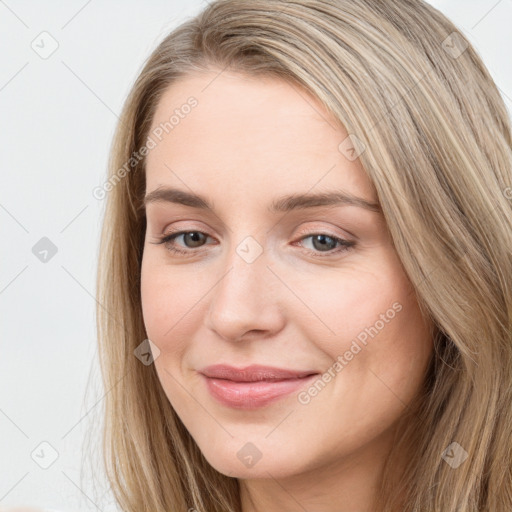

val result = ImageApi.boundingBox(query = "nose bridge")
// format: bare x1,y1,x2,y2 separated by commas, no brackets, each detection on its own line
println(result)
219,232,271,298
214,239,270,312
205,235,284,341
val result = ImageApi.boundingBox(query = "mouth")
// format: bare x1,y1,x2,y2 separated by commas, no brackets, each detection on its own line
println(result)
199,364,319,409
199,363,318,382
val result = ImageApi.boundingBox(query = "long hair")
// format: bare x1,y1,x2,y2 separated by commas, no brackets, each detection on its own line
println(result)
94,1,512,510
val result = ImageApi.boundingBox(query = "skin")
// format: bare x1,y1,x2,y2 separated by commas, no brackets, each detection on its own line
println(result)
140,68,434,512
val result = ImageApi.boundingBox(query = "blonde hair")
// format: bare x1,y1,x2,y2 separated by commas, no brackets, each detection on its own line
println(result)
93,1,512,510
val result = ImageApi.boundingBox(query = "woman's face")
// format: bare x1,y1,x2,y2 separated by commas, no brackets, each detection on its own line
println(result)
140,69,433,481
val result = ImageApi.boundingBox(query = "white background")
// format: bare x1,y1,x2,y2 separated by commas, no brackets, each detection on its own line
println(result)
1,1,511,510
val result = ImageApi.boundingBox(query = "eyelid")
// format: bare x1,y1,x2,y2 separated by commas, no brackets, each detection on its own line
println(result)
293,223,351,240
158,219,353,238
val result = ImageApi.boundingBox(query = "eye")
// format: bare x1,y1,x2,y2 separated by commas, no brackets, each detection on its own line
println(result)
150,230,212,255
149,229,356,258
295,232,355,257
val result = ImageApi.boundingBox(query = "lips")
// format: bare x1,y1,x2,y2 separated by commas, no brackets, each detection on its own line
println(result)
199,364,319,409
199,364,318,382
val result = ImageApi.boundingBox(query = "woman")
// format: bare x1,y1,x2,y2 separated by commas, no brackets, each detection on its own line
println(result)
95,0,512,511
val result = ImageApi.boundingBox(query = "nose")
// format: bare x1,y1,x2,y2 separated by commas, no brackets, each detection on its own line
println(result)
204,244,286,342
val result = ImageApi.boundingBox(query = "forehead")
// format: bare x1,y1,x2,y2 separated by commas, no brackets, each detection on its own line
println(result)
145,69,376,205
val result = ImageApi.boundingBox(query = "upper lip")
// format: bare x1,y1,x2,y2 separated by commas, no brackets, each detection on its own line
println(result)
199,364,318,382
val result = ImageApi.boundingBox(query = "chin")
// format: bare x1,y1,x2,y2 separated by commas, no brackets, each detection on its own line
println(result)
199,440,306,480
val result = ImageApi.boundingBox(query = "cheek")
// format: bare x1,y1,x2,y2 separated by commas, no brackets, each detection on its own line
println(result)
289,262,402,353
141,253,225,381
293,267,432,445
140,257,198,353
293,253,432,392
140,262,167,341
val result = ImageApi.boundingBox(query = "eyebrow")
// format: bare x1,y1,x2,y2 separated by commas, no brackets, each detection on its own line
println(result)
143,186,381,214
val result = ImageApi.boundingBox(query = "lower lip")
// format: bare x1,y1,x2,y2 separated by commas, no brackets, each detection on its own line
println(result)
201,374,318,409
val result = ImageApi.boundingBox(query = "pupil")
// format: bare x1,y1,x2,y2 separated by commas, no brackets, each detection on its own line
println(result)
185,232,204,247
313,234,335,251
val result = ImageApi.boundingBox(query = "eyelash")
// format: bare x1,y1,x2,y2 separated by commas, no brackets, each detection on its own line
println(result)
150,229,355,258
